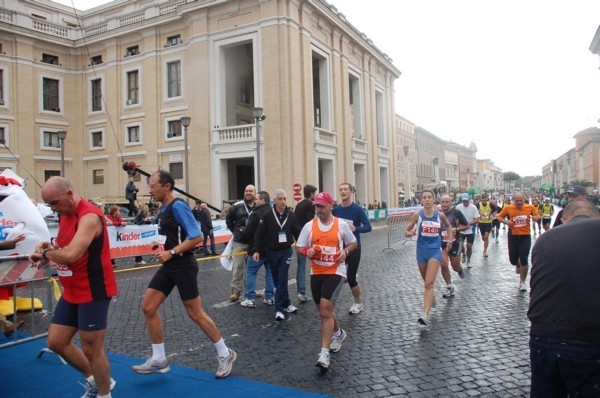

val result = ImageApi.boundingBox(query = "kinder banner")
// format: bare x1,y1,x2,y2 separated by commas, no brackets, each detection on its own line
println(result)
387,206,421,217
48,219,234,259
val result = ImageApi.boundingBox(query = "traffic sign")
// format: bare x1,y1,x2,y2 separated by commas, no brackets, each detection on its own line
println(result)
292,183,302,192
293,192,302,202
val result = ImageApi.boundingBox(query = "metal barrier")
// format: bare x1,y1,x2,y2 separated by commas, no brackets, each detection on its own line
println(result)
383,213,416,252
0,255,54,349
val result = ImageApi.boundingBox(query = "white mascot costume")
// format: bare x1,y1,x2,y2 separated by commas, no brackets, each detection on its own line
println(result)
0,170,51,316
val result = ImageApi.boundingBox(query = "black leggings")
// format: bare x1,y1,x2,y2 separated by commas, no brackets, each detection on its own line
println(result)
346,247,362,288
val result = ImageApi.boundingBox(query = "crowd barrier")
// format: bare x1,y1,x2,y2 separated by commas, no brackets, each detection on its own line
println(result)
0,255,54,349
382,207,420,252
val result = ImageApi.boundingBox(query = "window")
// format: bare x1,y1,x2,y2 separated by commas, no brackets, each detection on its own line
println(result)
127,70,139,105
169,162,183,179
90,55,103,65
90,130,103,149
44,170,60,181
0,127,5,145
125,45,140,57
127,125,140,144
91,78,102,112
312,50,331,129
43,78,60,112
167,120,182,138
93,169,104,184
42,130,60,149
41,53,59,65
165,34,182,47
167,61,181,98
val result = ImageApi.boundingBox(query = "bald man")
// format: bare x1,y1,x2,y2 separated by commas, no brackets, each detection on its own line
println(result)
496,192,541,292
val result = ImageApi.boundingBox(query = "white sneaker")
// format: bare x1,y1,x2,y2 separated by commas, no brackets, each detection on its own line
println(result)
329,329,347,352
138,260,147,265
275,311,285,321
316,351,330,369
215,349,237,379
240,299,256,308
132,358,170,374
348,303,364,314
519,282,528,292
442,286,455,298
80,377,116,398
285,304,298,313
297,293,311,302
418,313,429,326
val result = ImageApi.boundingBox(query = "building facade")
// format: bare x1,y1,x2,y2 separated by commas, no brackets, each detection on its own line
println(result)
394,114,416,200
0,0,400,207
414,126,446,194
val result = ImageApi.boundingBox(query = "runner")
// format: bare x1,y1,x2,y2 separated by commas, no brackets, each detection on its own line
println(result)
531,198,542,236
496,192,541,292
490,198,502,242
332,182,372,315
296,192,357,370
405,190,453,326
540,198,554,232
438,195,470,298
477,193,497,257
455,193,480,268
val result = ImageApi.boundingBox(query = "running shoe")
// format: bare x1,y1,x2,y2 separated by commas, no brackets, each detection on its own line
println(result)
285,304,298,313
297,293,311,302
483,252,488,257
132,358,170,374
240,299,256,308
442,286,455,298
519,282,527,292
80,378,116,398
316,351,330,369
458,269,466,279
275,311,285,321
467,260,472,268
329,329,347,353
348,303,364,314
418,313,429,326
263,298,275,305
216,349,237,378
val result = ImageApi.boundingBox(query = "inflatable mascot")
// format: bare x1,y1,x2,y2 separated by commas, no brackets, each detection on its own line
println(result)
0,170,51,316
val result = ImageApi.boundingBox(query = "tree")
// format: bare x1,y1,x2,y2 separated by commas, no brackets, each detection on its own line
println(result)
503,171,521,191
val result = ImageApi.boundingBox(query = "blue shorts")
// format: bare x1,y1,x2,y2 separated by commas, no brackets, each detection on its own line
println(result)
416,247,442,265
52,297,111,331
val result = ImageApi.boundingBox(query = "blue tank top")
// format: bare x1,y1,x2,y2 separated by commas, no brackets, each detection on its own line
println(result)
417,209,442,249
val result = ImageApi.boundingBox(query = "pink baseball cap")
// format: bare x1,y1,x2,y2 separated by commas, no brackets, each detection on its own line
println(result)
313,192,334,206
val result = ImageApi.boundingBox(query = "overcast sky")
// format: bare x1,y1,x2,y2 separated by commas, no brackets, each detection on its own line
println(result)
55,0,600,177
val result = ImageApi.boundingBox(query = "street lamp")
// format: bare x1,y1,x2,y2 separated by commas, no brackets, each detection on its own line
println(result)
57,130,67,177
180,116,191,205
252,107,266,191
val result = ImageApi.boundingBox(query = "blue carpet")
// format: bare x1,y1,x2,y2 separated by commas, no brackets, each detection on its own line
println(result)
0,338,328,397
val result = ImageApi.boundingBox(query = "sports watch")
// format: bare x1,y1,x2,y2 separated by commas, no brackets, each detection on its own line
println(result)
169,249,177,256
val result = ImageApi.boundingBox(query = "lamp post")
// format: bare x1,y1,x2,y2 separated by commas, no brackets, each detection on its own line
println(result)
57,130,67,177
466,168,470,189
180,116,191,205
252,107,266,191
403,145,410,200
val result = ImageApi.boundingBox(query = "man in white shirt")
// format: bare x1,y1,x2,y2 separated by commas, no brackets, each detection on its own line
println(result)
455,193,480,267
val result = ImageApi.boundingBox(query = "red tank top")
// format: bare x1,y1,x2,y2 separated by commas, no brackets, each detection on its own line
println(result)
55,199,117,303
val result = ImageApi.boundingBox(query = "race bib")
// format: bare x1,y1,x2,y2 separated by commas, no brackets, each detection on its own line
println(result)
313,245,339,266
56,264,72,277
421,220,441,237
441,230,453,243
513,215,528,228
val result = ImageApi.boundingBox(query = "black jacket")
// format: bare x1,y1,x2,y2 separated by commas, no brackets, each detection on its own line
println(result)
254,207,301,253
196,208,213,232
226,200,254,243
528,216,600,344
239,203,272,254
125,181,138,200
294,198,315,228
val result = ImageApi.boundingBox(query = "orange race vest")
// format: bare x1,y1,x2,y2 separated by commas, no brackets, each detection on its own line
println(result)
309,217,346,276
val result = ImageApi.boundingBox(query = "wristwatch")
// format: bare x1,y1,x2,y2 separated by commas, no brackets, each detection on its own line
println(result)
169,249,177,256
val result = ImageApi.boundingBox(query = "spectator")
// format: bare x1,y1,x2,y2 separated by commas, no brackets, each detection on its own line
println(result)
125,177,139,216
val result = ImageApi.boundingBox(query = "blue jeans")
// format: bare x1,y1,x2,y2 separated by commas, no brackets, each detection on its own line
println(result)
296,253,307,295
202,230,216,253
245,255,274,301
530,335,600,398
267,247,292,313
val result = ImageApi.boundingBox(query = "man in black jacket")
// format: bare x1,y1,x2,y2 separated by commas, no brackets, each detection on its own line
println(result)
528,200,600,397
293,184,317,302
197,203,216,256
225,185,256,301
238,192,275,308
254,189,302,321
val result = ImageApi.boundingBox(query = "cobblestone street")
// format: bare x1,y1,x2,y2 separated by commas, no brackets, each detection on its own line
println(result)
105,222,534,397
